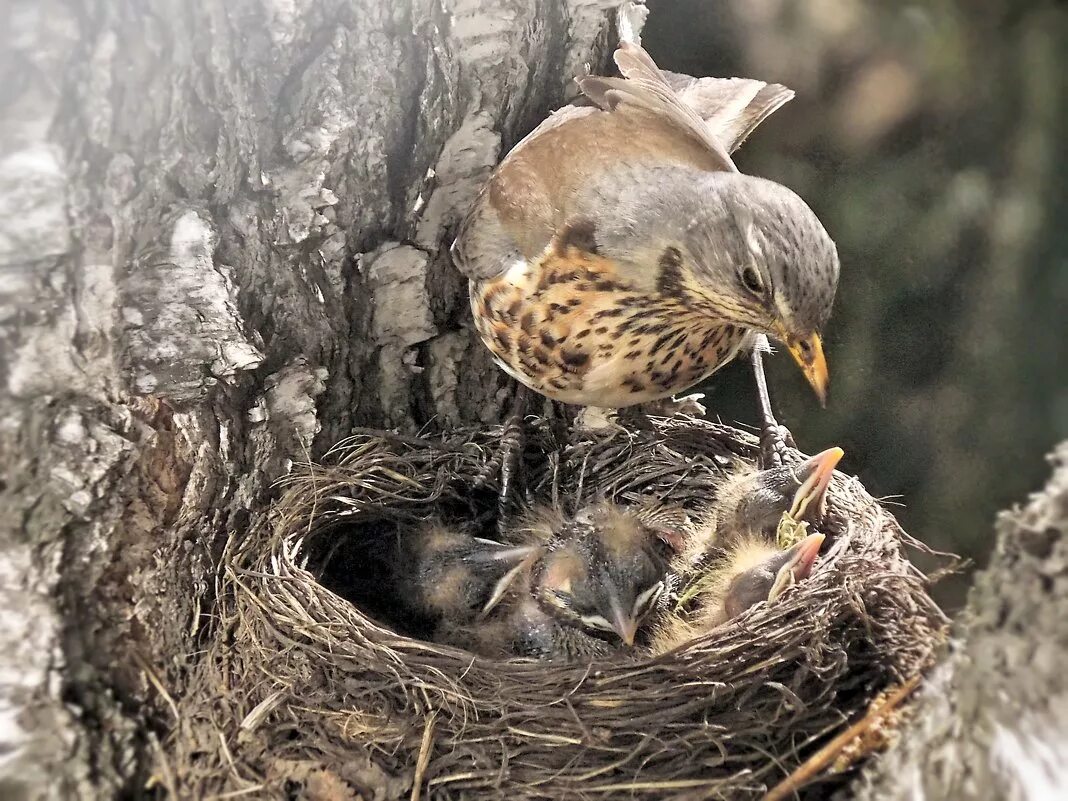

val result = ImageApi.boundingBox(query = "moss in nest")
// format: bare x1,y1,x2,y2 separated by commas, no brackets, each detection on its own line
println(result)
776,510,812,550
161,416,953,800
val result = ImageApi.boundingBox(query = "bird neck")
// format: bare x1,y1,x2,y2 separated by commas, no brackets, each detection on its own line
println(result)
711,468,766,542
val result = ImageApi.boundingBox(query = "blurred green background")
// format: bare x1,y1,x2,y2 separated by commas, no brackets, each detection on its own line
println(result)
643,0,1068,608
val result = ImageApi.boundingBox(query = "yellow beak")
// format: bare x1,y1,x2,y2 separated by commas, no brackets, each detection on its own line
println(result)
778,329,829,407
767,532,826,604
788,446,845,520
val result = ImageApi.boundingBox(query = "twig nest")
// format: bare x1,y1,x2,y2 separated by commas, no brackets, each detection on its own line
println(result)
168,416,947,799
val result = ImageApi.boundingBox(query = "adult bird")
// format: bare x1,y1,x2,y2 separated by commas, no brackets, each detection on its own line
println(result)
452,42,839,422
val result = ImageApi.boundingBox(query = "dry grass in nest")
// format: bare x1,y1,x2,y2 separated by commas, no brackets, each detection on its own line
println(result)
163,415,950,800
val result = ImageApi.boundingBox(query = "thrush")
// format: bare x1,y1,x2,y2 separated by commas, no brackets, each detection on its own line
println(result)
396,521,542,625
452,42,839,412
430,501,681,658
508,501,682,646
674,446,841,602
709,446,842,543
649,532,825,654
435,568,615,662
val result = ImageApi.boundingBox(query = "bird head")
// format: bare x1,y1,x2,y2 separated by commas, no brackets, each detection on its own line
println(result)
721,532,826,619
688,173,838,404
719,447,844,539
593,167,839,404
533,513,669,647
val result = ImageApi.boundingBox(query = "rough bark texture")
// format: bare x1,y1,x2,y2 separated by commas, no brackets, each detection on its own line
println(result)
851,440,1068,800
0,1,629,797
4,0,1065,798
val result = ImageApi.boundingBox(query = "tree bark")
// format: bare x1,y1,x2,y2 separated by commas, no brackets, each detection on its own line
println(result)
6,1,1067,799
0,1,628,797
850,440,1068,800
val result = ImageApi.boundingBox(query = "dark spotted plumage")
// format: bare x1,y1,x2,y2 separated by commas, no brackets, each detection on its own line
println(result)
472,245,752,407
656,246,685,295
455,42,838,409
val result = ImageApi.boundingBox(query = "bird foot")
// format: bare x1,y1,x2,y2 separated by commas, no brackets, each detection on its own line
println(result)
473,384,530,522
751,334,798,468
759,423,797,468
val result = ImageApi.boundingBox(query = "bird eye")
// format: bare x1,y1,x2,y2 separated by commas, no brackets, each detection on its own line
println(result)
579,615,616,633
632,581,664,617
740,265,765,296
549,590,573,610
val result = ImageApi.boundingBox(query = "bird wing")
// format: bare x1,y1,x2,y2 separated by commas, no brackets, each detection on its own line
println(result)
452,43,794,281
658,69,794,155
580,42,738,172
610,45,794,155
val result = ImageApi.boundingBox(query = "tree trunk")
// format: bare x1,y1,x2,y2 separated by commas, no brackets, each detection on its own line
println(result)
0,1,627,797
850,440,1068,800
6,1,1066,799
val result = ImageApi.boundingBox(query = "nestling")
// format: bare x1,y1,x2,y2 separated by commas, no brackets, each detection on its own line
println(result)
514,502,681,647
435,567,615,662
396,521,541,625
427,501,681,658
677,445,843,567
650,532,825,654
453,42,839,410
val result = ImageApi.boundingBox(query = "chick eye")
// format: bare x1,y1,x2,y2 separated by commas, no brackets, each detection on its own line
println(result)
632,581,665,617
740,265,765,296
549,590,573,610
579,614,616,633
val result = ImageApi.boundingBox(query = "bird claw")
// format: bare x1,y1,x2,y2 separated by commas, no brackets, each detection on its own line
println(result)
759,423,796,468
751,334,799,468
472,384,530,522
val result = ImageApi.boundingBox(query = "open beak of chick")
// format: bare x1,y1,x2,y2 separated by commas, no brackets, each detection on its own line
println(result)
788,446,844,521
775,324,829,407
767,532,826,604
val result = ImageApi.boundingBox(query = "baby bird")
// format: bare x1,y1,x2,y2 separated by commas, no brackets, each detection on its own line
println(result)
396,521,542,626
678,446,843,567
650,532,825,654
430,501,681,659
436,568,615,662
646,447,841,654
524,502,679,647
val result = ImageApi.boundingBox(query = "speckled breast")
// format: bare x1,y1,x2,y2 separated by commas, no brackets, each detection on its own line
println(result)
470,246,750,408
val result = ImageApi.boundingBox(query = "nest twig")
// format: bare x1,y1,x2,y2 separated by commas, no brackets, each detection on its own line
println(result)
162,415,949,800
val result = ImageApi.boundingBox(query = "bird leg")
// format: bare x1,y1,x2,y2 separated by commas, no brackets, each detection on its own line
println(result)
473,383,530,522
497,383,530,519
752,334,796,468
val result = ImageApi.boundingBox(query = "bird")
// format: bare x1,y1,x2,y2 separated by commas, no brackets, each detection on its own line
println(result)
424,501,682,659
395,521,543,626
646,446,842,653
670,445,843,578
435,568,615,662
519,501,681,647
451,41,839,413
649,531,826,654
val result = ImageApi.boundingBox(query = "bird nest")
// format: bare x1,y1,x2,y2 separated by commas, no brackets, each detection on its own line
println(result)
165,415,948,800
